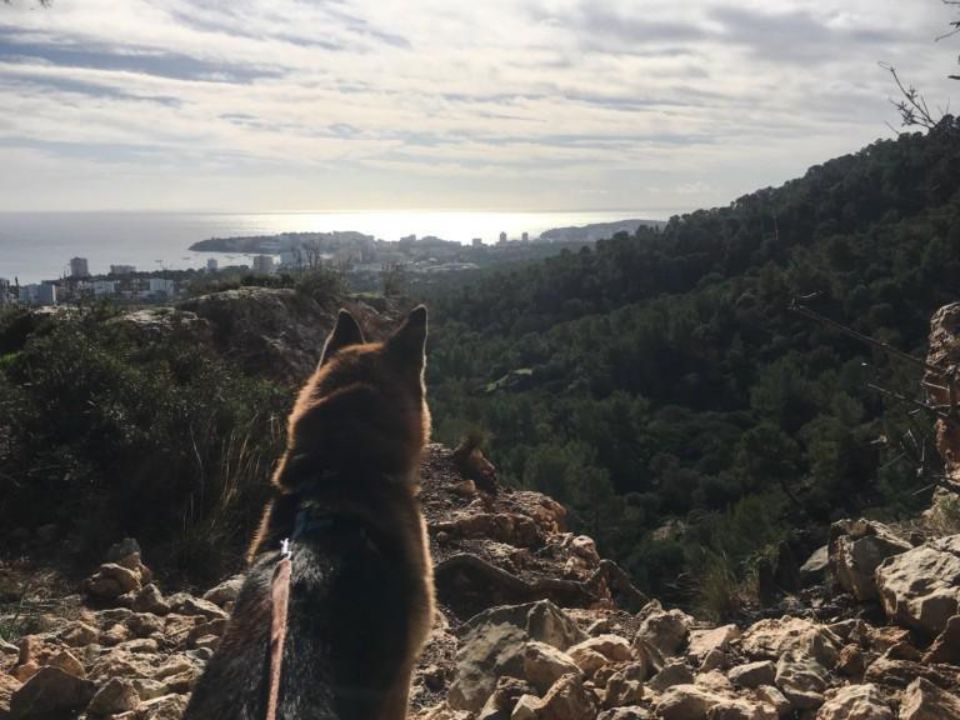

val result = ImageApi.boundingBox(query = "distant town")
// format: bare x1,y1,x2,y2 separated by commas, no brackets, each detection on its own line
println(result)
0,219,663,307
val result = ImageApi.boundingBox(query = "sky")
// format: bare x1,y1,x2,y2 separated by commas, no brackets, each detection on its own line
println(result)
0,0,957,214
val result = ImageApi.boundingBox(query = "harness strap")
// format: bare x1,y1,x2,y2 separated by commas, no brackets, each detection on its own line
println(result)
266,546,293,720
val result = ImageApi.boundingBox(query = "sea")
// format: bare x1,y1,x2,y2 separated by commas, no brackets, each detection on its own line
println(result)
0,210,670,284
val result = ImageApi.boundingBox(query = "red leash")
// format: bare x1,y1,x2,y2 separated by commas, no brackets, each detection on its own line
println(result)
266,542,293,720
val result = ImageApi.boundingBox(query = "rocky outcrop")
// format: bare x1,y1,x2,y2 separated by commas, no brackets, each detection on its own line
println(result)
875,534,960,637
6,435,960,720
829,519,911,601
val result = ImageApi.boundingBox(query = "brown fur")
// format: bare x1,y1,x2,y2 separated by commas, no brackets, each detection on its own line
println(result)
184,306,435,720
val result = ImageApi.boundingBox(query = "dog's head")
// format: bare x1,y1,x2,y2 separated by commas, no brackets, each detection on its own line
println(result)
274,306,431,486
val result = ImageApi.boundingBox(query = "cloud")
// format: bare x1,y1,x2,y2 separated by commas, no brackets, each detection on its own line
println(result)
0,0,956,212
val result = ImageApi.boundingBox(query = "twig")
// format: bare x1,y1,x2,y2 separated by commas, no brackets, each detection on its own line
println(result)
789,300,947,376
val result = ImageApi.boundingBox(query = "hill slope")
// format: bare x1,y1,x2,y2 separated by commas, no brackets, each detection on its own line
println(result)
423,119,960,607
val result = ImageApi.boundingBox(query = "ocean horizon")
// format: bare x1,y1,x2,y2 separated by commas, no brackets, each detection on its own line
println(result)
0,209,675,284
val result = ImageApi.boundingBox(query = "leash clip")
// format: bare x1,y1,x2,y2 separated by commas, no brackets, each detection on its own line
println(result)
280,538,292,559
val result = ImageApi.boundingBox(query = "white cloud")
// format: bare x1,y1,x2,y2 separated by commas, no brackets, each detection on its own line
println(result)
0,0,957,212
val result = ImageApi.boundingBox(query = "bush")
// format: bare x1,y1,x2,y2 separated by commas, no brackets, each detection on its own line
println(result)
0,309,290,585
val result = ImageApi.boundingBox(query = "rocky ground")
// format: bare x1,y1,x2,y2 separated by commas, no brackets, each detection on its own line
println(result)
3,443,960,719
5,299,960,719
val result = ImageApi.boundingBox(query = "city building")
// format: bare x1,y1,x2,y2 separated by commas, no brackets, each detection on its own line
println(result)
93,280,118,297
252,254,275,275
0,278,10,305
110,265,136,275
206,258,219,273
146,278,176,298
498,231,508,245
521,232,529,243
472,238,483,248
70,257,90,278
19,283,57,306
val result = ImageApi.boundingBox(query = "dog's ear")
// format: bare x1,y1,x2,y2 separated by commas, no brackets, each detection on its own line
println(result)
319,309,365,366
385,305,427,375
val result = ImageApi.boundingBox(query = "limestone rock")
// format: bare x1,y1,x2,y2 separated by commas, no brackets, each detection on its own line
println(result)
46,650,86,679
655,684,775,720
647,661,694,692
202,574,245,608
478,676,536,720
728,661,776,689
602,663,644,708
448,623,526,712
829,519,911,601
864,654,960,690
509,673,597,720
799,545,830,587
633,601,692,657
569,648,609,677
774,649,827,711
597,708,649,720
136,693,188,720
689,625,740,662
522,641,580,694
875,534,960,636
87,677,140,716
84,563,142,600
900,677,960,720
127,612,165,639
166,593,228,620
131,584,170,615
568,635,633,664
59,621,99,647
0,674,22,714
8,666,95,719
738,616,840,667
815,684,893,720
923,614,960,664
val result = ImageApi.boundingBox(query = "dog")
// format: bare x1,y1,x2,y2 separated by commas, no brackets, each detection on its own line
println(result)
183,306,435,720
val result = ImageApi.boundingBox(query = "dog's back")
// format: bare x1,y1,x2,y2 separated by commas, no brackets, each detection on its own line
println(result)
184,307,434,720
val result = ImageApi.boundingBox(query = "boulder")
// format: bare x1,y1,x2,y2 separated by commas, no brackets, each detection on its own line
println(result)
633,601,692,656
647,661,694,692
136,693,188,720
602,663,645,708
87,677,140,716
738,616,840,666
900,677,960,720
875,534,960,636
774,649,827,711
829,519,911,601
477,676,536,720
522,641,580,694
597,708,649,720
864,655,960,690
202,574,245,608
688,625,740,662
923,614,960,664
84,563,142,600
59,621,99,647
8,667,95,719
655,684,776,720
798,545,830,587
0,674,22,714
509,673,596,720
728,661,776,689
132,584,170,615
814,684,893,720
46,650,86,679
448,601,584,713
568,635,633,663
166,593,229,621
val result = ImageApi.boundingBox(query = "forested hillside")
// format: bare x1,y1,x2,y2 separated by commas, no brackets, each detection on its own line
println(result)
423,118,960,612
